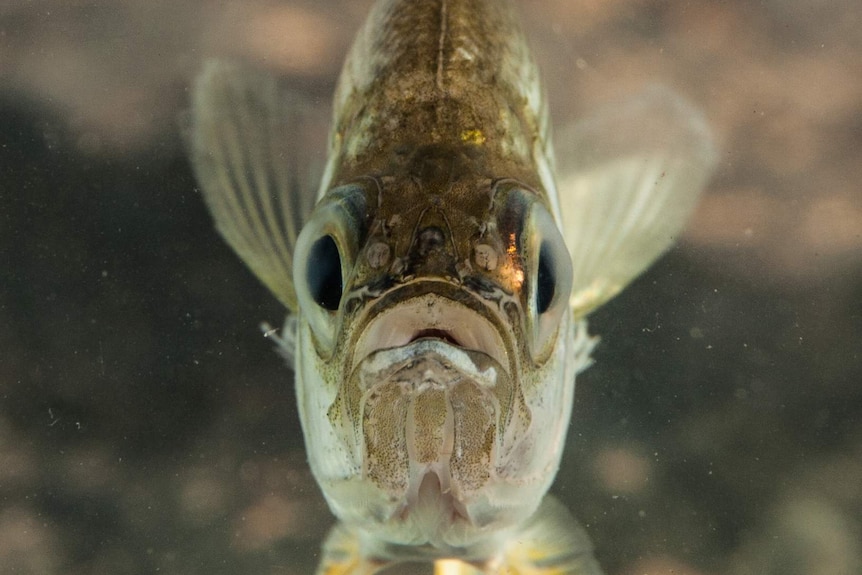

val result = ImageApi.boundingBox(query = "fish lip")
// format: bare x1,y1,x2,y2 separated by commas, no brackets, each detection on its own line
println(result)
350,291,511,378
408,328,460,346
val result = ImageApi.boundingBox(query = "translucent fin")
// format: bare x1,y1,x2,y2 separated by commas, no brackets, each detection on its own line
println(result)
497,496,604,575
555,86,717,318
313,501,601,575
316,522,382,575
187,60,323,311
433,559,483,575
261,317,298,369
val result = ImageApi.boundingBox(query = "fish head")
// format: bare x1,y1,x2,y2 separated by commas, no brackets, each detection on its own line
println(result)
292,165,579,553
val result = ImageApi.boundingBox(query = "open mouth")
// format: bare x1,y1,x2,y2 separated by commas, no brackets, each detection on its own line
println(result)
336,291,529,541
350,293,510,377
409,328,460,346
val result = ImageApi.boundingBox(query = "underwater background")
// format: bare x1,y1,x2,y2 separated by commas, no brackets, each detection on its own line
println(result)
1,1,860,574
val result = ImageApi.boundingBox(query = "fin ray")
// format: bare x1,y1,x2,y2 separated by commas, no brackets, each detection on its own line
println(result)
187,60,323,311
555,86,717,318
499,496,604,575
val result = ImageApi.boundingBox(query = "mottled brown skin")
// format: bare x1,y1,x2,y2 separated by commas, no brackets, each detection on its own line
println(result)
323,0,551,198
317,0,556,350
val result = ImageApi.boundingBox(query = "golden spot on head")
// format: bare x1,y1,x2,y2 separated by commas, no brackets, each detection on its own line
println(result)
506,232,517,256
501,232,524,289
460,129,486,145
509,268,525,288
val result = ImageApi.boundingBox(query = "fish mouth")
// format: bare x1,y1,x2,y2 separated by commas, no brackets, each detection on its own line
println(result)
326,289,534,548
350,292,511,377
409,328,460,346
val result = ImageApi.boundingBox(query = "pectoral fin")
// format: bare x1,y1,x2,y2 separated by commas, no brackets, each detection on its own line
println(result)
316,522,383,575
187,60,324,312
555,86,717,318
492,495,604,575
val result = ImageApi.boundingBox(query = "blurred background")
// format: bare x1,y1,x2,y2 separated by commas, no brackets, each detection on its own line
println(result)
1,1,860,574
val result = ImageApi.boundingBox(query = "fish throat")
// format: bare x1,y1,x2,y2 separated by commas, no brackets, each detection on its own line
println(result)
328,288,532,531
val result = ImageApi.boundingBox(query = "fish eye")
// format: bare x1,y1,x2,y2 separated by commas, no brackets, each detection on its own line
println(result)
293,184,367,353
527,202,572,361
307,235,343,311
536,241,556,315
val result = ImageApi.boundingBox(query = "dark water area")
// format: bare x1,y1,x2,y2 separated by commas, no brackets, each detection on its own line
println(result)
2,1,861,574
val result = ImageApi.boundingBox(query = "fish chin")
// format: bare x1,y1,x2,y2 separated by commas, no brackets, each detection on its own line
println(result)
320,294,550,552
325,467,542,556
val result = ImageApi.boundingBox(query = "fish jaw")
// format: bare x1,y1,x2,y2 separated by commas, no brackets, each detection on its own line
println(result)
296,289,581,556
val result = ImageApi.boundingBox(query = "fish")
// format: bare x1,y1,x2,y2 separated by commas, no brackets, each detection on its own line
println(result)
187,0,716,573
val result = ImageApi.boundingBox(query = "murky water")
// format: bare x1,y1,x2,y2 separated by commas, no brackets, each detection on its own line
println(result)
1,1,860,574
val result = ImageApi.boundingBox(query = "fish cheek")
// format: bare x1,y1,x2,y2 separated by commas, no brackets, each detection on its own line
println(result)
326,371,364,464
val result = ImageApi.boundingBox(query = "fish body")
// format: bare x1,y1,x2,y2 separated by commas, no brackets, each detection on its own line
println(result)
298,0,577,556
188,0,715,572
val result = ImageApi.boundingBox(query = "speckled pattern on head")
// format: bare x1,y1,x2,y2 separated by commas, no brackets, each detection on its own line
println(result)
322,0,555,209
